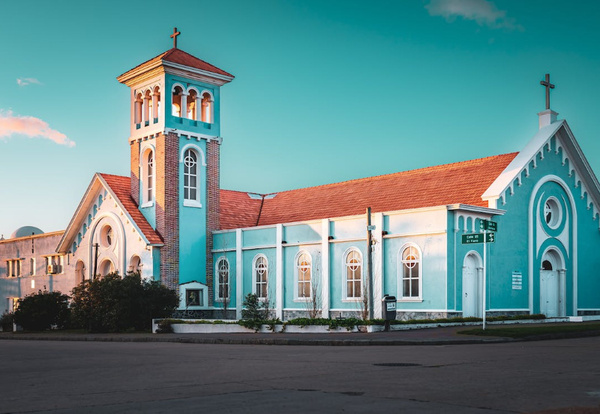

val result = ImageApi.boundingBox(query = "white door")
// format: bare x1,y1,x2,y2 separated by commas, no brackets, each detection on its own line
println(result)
462,254,481,317
540,268,559,317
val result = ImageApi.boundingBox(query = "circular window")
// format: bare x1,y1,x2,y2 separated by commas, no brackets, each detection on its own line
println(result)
100,225,114,248
543,197,562,229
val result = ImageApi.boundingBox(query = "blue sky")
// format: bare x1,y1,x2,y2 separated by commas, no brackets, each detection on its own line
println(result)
1,0,600,237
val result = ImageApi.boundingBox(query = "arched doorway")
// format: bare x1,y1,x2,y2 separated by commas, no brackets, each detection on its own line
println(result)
462,252,483,317
540,249,566,317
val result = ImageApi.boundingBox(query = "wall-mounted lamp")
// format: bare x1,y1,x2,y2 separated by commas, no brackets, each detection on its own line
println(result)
382,231,389,236
328,236,334,240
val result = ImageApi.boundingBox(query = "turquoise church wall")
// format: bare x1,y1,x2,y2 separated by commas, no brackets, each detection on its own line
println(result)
283,223,321,244
282,244,322,309
243,227,276,248
178,137,208,285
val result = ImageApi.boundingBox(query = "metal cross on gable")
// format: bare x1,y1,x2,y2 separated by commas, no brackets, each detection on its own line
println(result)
171,27,181,49
540,73,555,110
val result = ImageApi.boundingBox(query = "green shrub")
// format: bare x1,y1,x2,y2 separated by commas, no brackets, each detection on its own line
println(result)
1,312,14,332
71,272,178,333
13,290,70,331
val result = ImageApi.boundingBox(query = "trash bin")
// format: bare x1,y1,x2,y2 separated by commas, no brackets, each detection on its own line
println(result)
382,295,396,331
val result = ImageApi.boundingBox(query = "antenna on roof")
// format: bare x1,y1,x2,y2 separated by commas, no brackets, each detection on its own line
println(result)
170,27,181,49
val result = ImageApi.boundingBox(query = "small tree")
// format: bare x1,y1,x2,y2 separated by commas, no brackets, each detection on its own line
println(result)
13,290,70,331
71,272,178,332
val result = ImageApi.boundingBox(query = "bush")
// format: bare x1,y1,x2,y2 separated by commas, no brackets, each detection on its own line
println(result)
1,312,14,332
71,272,178,333
13,291,71,331
240,293,272,331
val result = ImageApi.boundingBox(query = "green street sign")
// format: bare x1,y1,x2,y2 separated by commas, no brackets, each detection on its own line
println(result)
462,233,496,244
480,219,498,232
462,234,484,244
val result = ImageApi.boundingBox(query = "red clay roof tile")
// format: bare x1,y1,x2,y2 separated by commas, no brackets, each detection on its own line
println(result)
99,174,163,245
220,153,518,229
118,48,233,79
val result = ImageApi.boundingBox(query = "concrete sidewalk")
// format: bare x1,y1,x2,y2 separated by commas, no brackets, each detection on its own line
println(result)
2,323,599,345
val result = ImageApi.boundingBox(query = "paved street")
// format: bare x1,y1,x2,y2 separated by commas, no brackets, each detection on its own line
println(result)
1,337,599,413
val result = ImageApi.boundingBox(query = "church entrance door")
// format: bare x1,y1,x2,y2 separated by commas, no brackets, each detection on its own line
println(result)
462,253,482,318
539,250,565,317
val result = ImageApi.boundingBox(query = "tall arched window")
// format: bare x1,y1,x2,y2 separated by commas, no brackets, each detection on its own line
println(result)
344,249,362,299
142,148,154,205
183,149,199,204
216,257,229,301
129,255,142,274
401,245,421,299
201,92,213,123
296,251,312,299
253,255,268,299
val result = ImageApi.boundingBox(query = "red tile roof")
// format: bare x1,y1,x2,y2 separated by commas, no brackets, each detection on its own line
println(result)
99,174,163,245
219,153,518,229
119,48,234,79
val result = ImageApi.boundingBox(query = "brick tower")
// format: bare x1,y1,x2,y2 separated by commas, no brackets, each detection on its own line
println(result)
117,29,234,294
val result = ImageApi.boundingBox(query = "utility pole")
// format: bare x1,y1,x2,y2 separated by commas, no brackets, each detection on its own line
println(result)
366,207,374,320
92,243,99,280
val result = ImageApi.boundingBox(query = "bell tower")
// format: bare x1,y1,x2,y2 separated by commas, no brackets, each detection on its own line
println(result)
117,29,234,292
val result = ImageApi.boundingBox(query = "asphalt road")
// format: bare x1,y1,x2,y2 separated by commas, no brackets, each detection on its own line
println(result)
1,337,599,413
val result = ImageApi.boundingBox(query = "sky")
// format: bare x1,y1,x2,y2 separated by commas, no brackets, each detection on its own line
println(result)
1,0,600,238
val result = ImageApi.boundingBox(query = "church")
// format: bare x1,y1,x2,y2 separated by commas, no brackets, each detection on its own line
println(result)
2,32,600,321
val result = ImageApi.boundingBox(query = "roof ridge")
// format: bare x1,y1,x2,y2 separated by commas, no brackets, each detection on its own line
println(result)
229,152,519,197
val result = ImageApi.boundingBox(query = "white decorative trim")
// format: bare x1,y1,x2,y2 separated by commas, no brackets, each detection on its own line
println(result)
321,219,330,318
251,253,269,300
179,143,207,166
275,224,283,319
235,229,243,319
293,249,312,302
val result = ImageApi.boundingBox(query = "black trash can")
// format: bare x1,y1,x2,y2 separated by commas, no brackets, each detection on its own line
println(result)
382,295,396,331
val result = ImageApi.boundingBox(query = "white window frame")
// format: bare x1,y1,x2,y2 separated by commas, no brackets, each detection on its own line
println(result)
342,248,363,302
252,254,269,300
398,243,423,301
294,251,312,302
180,144,205,208
215,256,230,302
141,146,155,207
30,258,36,276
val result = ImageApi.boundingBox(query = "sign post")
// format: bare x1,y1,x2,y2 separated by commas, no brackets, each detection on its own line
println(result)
461,219,498,330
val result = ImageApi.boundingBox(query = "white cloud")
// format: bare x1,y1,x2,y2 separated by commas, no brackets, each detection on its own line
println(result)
0,110,75,147
426,0,522,30
16,77,42,87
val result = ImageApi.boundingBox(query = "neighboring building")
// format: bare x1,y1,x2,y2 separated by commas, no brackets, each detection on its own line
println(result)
2,36,599,320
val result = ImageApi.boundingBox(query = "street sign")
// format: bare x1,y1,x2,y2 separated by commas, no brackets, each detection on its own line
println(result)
480,219,497,232
367,225,376,231
462,234,484,244
461,233,495,244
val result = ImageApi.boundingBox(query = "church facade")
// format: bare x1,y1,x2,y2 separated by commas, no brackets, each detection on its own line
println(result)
2,40,600,321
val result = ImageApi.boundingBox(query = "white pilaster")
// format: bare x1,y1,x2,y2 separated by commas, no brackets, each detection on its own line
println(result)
321,219,330,318
180,92,188,119
373,212,384,319
276,224,283,320
236,229,243,320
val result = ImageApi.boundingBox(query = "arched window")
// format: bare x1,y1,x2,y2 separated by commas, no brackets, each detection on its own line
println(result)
75,260,85,285
201,92,213,123
142,148,154,205
172,85,184,117
143,90,152,124
152,86,161,122
253,255,268,299
401,245,421,299
183,148,200,205
98,259,114,278
296,251,312,299
129,255,142,274
344,249,362,299
30,258,36,276
135,92,143,125
187,89,198,120
216,257,229,301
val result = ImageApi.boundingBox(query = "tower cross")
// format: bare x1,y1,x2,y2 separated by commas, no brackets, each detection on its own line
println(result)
540,73,555,110
171,27,181,49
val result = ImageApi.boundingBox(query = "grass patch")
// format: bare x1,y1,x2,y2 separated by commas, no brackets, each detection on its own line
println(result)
459,322,600,338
